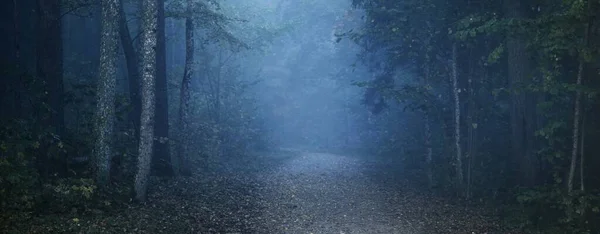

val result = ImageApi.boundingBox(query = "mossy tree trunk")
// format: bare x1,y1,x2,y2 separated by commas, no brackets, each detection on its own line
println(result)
451,43,464,195
93,0,120,186
135,0,158,202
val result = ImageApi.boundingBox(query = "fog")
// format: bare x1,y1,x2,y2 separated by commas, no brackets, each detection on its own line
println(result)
3,0,595,232
160,0,419,153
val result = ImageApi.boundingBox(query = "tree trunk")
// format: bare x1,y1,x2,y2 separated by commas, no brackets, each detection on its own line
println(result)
118,0,141,140
135,0,158,202
580,109,585,192
151,0,173,176
424,114,433,188
36,0,64,178
177,0,194,176
567,50,583,198
36,0,64,134
13,0,20,65
93,0,119,186
452,43,464,194
504,0,537,187
466,47,480,200
567,3,591,195
423,61,433,189
1,0,22,119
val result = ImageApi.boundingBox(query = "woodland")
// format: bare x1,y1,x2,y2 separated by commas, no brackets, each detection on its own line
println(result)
1,0,600,233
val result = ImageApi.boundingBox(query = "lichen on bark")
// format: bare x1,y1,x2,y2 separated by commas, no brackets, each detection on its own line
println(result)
93,0,120,186
135,0,158,202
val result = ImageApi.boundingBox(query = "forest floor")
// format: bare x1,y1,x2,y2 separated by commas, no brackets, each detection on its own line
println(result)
6,148,524,234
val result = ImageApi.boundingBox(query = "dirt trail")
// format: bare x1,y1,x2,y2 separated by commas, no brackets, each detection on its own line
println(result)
248,149,508,234
10,149,511,234
254,151,422,233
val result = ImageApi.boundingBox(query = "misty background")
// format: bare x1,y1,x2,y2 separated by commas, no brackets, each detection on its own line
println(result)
2,0,600,233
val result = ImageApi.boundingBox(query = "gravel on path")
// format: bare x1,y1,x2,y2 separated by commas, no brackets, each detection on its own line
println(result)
9,149,516,234
248,149,509,234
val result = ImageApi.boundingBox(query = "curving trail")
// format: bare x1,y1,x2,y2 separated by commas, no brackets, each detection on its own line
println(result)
243,149,507,234
15,148,513,234
254,150,422,233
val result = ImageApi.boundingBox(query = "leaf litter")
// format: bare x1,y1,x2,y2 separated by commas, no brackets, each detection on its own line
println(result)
5,150,525,233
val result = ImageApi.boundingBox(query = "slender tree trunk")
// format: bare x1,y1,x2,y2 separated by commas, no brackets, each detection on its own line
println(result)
177,0,194,176
36,0,64,178
424,114,433,188
423,61,433,189
36,0,64,134
567,47,585,195
1,0,22,119
213,49,224,157
118,0,141,140
135,0,158,202
151,0,173,176
504,0,537,187
567,6,591,195
580,110,585,192
13,0,20,64
94,0,119,186
466,47,480,200
466,97,474,199
452,43,464,194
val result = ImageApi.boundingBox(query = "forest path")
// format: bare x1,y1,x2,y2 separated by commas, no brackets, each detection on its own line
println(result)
13,148,511,234
245,148,506,234
254,149,423,233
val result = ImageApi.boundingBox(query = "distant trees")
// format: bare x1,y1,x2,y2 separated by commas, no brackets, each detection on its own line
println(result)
36,0,64,178
177,0,195,176
151,0,173,177
118,0,141,140
0,0,271,213
349,0,600,231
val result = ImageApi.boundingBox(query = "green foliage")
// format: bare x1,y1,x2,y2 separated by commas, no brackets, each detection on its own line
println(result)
0,117,101,213
352,0,600,232
487,44,504,64
515,186,600,233
41,178,97,213
0,146,39,212
0,119,45,212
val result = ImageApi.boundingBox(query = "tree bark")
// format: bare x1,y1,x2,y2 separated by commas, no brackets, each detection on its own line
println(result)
467,44,482,200
0,0,22,119
151,0,173,176
36,0,64,135
423,61,433,189
579,110,585,192
504,0,537,187
135,0,158,202
13,0,20,64
567,2,592,195
177,0,194,176
93,0,119,186
118,0,141,140
567,53,583,195
424,114,433,188
452,43,464,194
